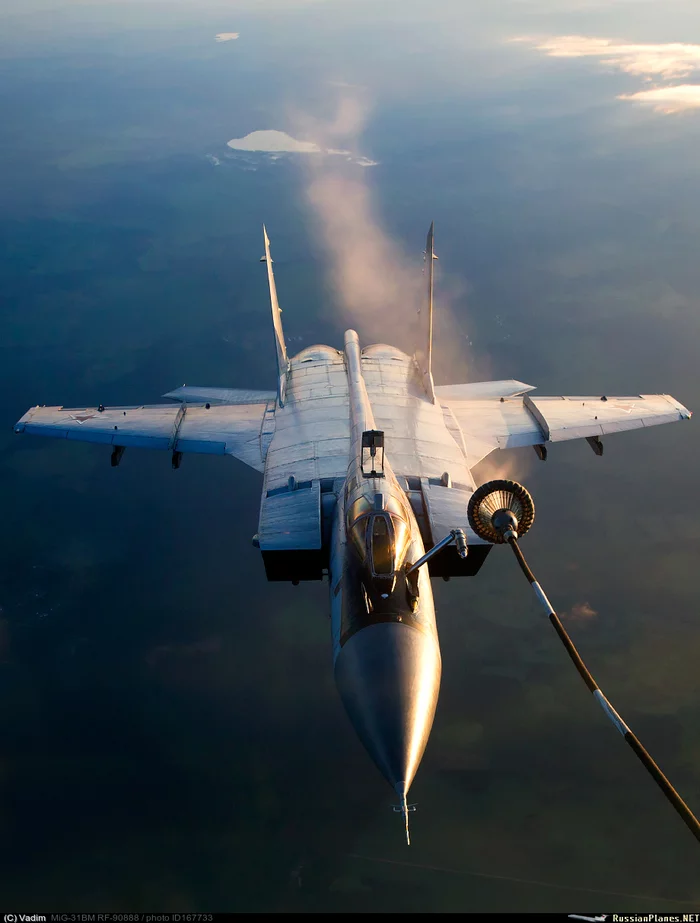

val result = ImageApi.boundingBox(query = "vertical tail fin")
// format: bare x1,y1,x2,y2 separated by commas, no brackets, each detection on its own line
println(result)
261,224,289,406
416,222,437,403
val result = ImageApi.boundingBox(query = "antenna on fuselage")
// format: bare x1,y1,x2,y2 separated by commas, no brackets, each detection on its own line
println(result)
392,785,417,846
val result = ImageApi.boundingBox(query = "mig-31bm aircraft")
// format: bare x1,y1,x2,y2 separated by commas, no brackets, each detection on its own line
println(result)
14,225,697,846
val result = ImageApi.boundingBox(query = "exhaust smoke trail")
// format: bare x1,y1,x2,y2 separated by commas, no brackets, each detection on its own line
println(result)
295,94,523,484
295,95,469,373
471,448,534,491
307,171,421,352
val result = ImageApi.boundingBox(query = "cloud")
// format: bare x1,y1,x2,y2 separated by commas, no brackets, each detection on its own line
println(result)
516,36,700,80
215,33,239,42
228,130,322,153
514,35,700,113
618,84,700,113
563,602,598,621
226,128,378,165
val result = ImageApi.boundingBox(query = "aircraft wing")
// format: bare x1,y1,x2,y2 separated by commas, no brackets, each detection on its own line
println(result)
443,393,692,467
14,400,272,471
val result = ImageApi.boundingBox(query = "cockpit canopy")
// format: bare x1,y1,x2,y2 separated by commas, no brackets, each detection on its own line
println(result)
346,493,411,577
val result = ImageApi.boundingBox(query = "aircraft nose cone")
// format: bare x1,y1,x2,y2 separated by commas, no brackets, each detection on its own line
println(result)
334,622,441,793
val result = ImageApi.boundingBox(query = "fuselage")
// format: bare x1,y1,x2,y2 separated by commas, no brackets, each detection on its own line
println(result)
329,331,441,803
255,328,481,805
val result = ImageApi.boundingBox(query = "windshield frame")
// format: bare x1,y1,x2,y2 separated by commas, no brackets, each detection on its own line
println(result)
346,508,412,577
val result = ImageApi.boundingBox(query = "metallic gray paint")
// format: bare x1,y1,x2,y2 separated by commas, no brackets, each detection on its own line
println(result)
334,621,441,793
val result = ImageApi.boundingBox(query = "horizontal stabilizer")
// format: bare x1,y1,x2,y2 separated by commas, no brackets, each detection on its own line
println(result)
435,380,536,400
163,386,276,405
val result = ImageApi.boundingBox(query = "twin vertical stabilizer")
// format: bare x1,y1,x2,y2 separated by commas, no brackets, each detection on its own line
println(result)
261,225,289,406
415,223,437,403
262,223,437,408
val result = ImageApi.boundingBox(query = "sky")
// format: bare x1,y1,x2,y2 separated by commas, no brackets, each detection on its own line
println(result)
0,0,699,912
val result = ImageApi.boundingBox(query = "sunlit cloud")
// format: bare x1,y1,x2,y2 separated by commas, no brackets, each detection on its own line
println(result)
516,35,700,80
619,84,700,113
562,602,598,622
215,33,239,43
228,129,322,153
226,129,378,165
513,35,700,113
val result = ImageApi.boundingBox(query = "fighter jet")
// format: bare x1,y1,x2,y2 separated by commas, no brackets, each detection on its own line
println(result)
14,224,693,846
